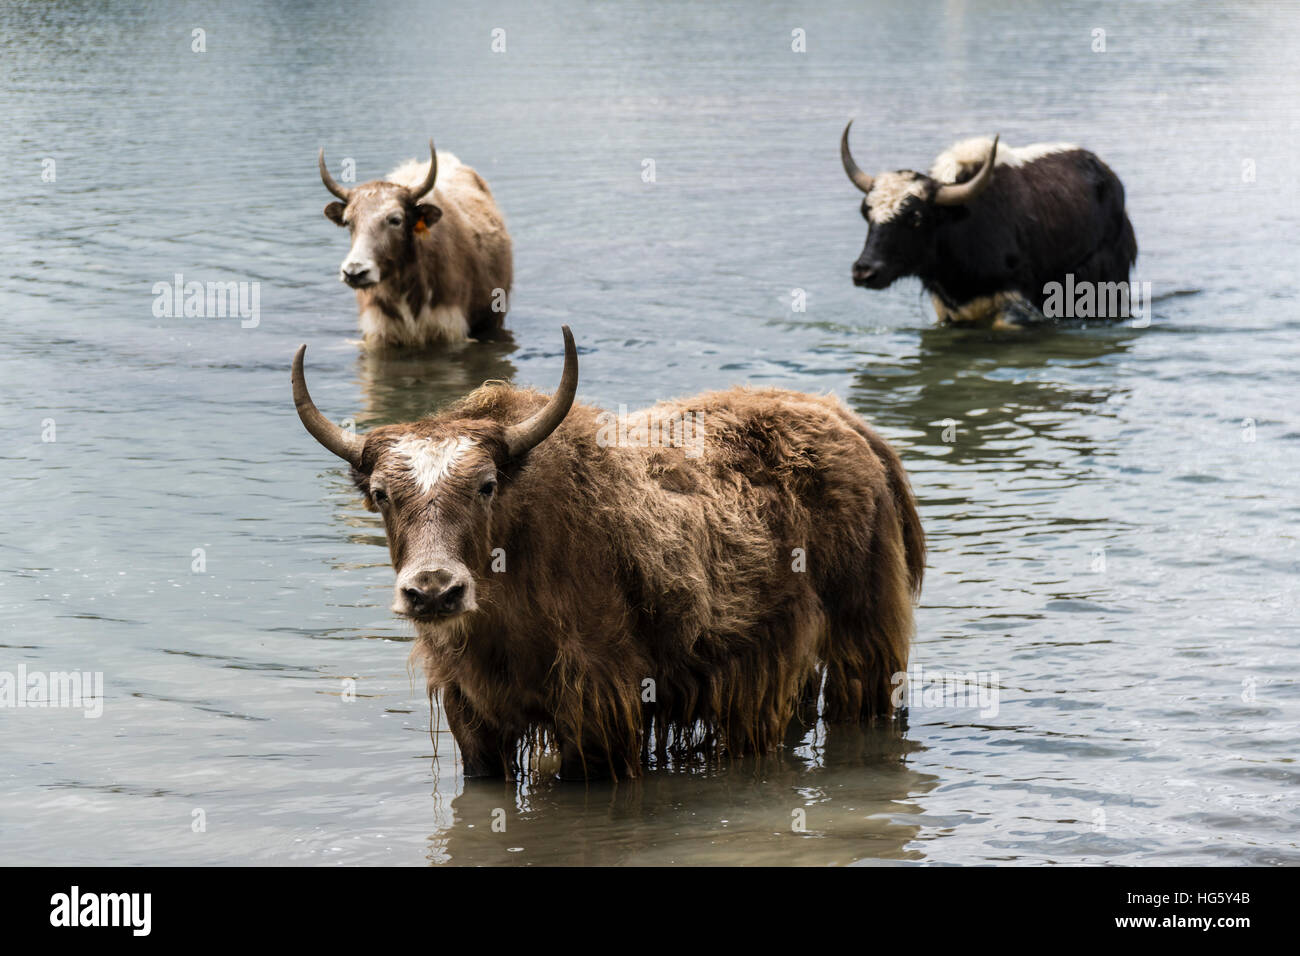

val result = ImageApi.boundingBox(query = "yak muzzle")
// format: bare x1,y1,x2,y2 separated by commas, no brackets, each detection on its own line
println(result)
340,261,378,289
852,260,893,289
394,568,475,620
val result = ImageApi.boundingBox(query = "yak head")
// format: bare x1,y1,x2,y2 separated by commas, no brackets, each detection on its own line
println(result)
292,327,578,624
840,122,998,289
318,141,443,289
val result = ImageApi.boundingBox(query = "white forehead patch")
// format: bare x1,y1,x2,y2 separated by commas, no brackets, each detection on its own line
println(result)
929,137,1077,184
394,435,476,493
347,184,403,209
866,172,929,223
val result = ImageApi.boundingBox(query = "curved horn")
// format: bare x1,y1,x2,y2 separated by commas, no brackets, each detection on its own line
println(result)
935,134,999,206
503,326,578,458
318,148,352,201
408,139,438,200
840,120,875,195
292,345,364,466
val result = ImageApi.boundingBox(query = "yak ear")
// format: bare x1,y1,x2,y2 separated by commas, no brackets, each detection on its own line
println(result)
324,202,347,225
351,468,382,512
415,203,442,230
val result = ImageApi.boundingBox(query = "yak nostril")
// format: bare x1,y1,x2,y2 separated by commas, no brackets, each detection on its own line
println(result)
399,576,468,617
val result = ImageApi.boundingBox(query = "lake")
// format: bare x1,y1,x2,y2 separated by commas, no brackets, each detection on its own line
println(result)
1,0,1297,865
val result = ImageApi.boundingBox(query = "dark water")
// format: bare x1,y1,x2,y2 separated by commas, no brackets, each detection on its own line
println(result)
2,0,1298,865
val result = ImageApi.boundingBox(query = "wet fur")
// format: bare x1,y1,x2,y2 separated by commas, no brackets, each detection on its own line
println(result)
340,153,512,348
858,141,1137,326
927,146,1137,321
356,384,925,779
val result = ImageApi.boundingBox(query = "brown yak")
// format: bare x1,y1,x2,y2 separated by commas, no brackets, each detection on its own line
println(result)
319,140,512,348
291,327,925,779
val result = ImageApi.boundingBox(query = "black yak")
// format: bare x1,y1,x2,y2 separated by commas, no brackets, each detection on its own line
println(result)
841,122,1138,327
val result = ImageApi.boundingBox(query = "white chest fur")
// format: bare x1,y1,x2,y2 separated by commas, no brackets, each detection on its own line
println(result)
359,301,470,348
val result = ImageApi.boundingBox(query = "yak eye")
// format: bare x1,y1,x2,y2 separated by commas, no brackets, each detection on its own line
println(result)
387,214,402,227
372,487,389,506
478,478,497,498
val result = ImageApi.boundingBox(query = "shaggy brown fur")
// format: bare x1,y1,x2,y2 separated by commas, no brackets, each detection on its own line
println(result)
307,347,924,780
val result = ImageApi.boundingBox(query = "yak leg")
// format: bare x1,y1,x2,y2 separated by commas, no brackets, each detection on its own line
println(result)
821,515,914,724
782,668,822,744
798,668,822,715
991,293,1048,330
468,306,510,342
442,686,513,779
558,738,612,782
934,291,1046,329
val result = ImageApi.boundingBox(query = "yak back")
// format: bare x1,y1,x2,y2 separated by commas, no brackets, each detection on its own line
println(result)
928,147,1137,311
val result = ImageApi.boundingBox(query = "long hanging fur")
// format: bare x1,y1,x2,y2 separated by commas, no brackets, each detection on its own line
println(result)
387,383,925,779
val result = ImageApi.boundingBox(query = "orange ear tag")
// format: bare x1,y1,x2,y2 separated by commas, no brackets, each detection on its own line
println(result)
414,220,429,235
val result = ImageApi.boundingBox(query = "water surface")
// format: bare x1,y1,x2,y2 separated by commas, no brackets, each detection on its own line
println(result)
1,0,1297,865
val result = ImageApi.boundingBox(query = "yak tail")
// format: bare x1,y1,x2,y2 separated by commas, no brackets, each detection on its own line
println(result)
876,433,926,602
820,427,926,723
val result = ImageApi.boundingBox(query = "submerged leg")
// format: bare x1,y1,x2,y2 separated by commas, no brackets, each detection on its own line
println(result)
442,685,513,779
991,294,1049,330
932,291,1047,329
558,738,612,782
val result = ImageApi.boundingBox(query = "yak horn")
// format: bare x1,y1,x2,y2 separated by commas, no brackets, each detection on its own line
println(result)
504,326,578,459
292,345,364,466
408,139,438,200
935,135,999,206
840,120,875,195
318,148,352,201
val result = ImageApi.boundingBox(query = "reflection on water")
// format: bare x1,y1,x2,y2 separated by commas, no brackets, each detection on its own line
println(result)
851,325,1139,462
354,338,518,425
2,0,1299,865
428,721,936,866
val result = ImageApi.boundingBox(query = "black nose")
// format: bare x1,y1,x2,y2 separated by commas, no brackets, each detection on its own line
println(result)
852,262,876,286
402,571,468,617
